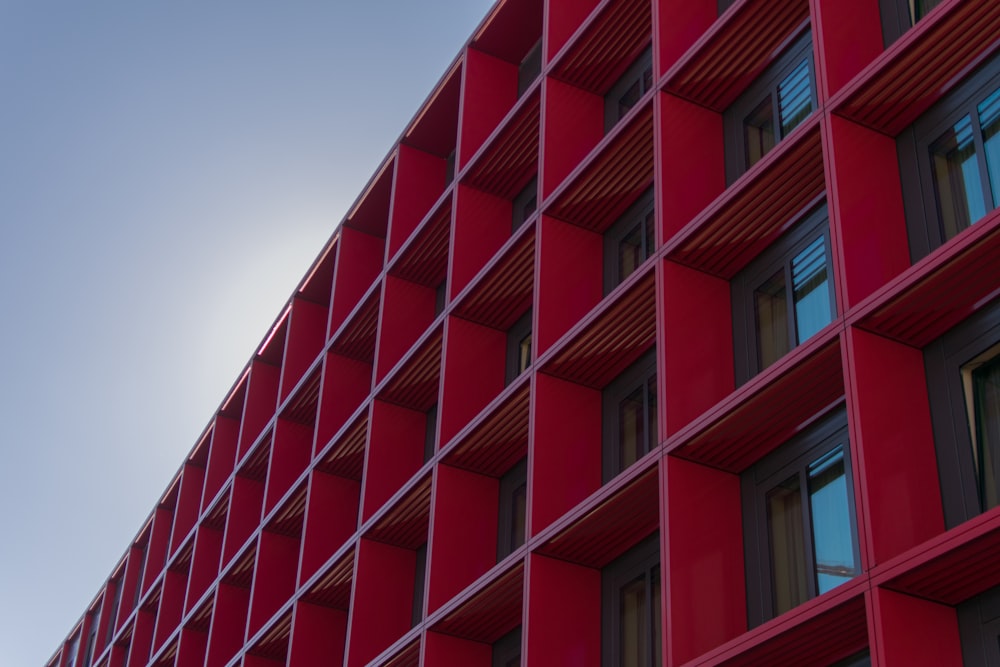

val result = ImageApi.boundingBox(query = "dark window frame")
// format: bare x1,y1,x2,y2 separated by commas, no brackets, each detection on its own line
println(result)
424,404,438,463
512,177,538,232
602,349,658,484
497,458,528,562
518,39,542,98
878,0,944,46
601,533,661,667
924,298,1000,529
603,187,656,295
505,309,533,385
741,407,861,628
731,204,835,385
105,577,123,645
897,57,1000,263
412,543,428,628
723,30,816,184
604,46,653,134
959,585,1000,666
492,626,523,667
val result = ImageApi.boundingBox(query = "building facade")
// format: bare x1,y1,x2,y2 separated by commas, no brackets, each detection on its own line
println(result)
49,0,1000,664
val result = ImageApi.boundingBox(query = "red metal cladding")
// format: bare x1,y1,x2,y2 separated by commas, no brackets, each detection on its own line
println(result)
301,548,355,611
202,493,229,532
664,0,810,111
671,335,843,473
365,475,432,550
404,68,462,158
315,411,368,482
470,0,542,64
452,231,534,330
346,159,394,239
542,269,656,388
221,544,256,590
378,329,443,412
185,598,213,634
168,543,193,575
297,241,337,307
443,383,530,477
536,465,658,568
665,120,825,279
330,288,380,364
264,487,306,539
545,105,654,232
464,91,540,199
551,0,651,94
281,369,320,426
854,211,1000,347
432,562,524,642
238,436,271,483
389,201,451,288
835,0,1000,135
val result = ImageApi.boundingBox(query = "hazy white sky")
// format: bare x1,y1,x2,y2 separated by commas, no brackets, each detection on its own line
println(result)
0,1,494,664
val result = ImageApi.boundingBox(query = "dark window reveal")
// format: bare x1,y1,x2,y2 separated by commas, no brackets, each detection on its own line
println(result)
602,534,662,667
605,47,653,133
604,188,655,295
603,350,657,483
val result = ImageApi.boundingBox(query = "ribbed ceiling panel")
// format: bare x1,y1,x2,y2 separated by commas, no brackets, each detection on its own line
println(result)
168,542,193,574
885,524,1000,606
546,107,654,232
203,493,229,531
331,287,380,364
717,595,867,667
551,0,651,94
282,369,320,426
379,330,443,412
464,93,540,199
390,202,451,288
664,0,809,111
221,543,256,589
433,563,524,643
453,232,534,330
248,612,291,662
835,0,1000,136
674,338,843,473
855,213,1000,348
365,475,432,550
537,466,658,568
265,486,306,538
302,548,355,610
443,383,530,477
666,122,824,279
543,270,656,388
186,597,213,633
315,411,368,482
382,638,421,667
238,435,272,483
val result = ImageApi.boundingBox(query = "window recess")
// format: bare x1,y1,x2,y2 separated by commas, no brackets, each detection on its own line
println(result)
602,350,658,483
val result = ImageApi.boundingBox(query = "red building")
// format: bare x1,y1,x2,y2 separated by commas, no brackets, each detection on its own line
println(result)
48,0,1000,665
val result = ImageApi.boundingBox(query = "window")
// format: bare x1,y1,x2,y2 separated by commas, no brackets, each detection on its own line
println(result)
82,611,98,666
424,404,438,463
412,543,427,627
493,626,522,667
605,47,653,133
65,635,80,667
512,177,538,232
602,534,661,667
898,58,1000,262
924,298,1000,528
518,40,542,98
506,310,533,384
731,205,835,385
741,408,860,627
724,32,815,184
603,350,657,483
446,149,456,185
435,281,447,317
832,653,872,667
105,578,122,645
604,188,655,295
879,0,945,45
959,585,1000,666
497,459,527,561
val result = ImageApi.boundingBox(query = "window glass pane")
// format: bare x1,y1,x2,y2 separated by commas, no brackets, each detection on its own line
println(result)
618,80,642,120
744,96,775,169
518,333,532,374
618,223,645,283
930,115,986,239
510,482,527,552
620,575,648,667
973,356,1000,510
766,474,808,616
909,0,943,24
791,236,832,344
619,387,646,469
808,447,858,595
978,87,1000,208
755,269,790,369
778,59,812,138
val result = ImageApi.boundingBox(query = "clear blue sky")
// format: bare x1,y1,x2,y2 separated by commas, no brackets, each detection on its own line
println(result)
0,1,494,664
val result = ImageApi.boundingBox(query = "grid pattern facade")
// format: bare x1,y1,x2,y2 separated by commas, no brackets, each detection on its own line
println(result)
48,0,1000,665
